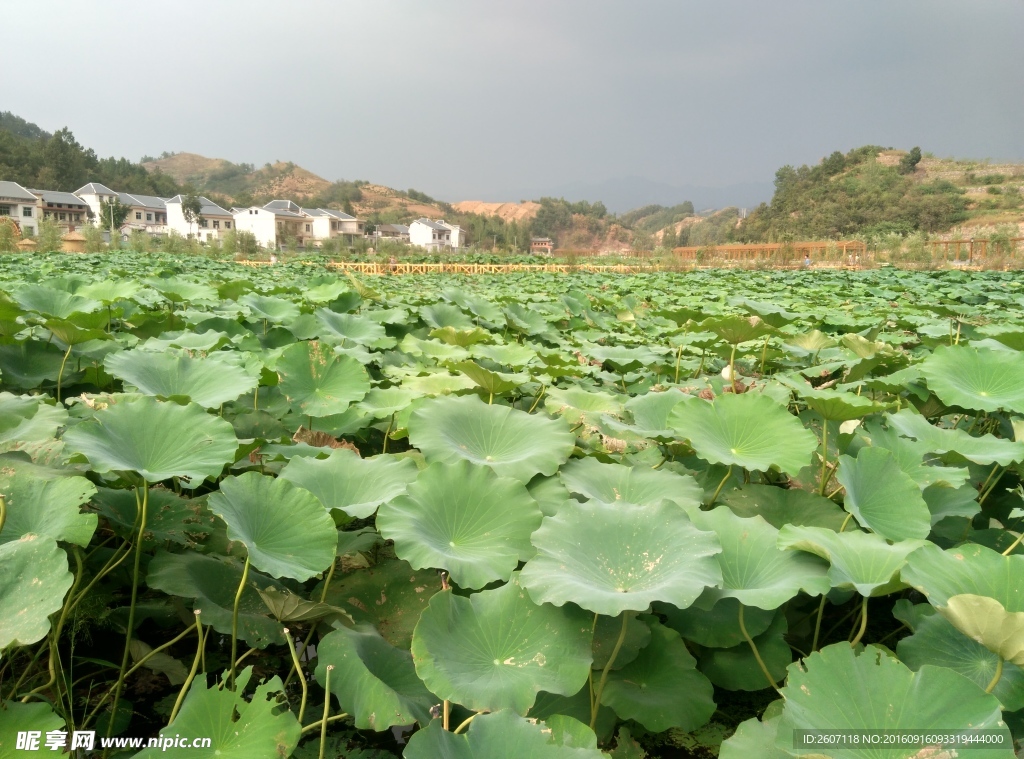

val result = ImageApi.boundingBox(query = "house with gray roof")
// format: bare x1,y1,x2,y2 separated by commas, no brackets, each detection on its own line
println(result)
29,189,91,232
409,218,464,250
74,183,120,223
301,207,365,245
375,223,410,243
165,195,234,242
0,181,40,237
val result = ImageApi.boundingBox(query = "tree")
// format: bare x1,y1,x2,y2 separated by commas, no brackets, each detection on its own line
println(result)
899,147,922,175
98,197,132,233
43,128,92,190
0,219,17,253
37,218,64,252
181,194,203,238
83,225,106,253
662,226,678,249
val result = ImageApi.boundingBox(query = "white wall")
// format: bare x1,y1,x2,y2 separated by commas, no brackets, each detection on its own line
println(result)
233,207,276,249
409,221,437,249
166,203,233,241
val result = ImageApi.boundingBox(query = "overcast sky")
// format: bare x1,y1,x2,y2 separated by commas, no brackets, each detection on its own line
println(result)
4,1,1023,208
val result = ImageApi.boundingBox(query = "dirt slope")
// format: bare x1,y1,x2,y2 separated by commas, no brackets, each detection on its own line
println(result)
452,200,541,222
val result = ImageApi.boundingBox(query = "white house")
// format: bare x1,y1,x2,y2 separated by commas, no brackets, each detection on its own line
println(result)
409,218,464,250
300,207,364,245
233,201,308,249
119,192,168,234
29,189,91,232
374,223,410,243
232,206,278,249
0,181,41,237
165,195,234,242
74,182,119,223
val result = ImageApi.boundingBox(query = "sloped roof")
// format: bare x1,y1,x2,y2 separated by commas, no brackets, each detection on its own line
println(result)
0,181,36,202
75,182,116,196
30,189,89,205
264,199,302,213
303,207,359,221
166,195,232,217
119,193,167,211
413,218,448,231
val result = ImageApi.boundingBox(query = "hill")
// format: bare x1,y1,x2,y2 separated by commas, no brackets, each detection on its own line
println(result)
451,201,541,222
141,153,332,202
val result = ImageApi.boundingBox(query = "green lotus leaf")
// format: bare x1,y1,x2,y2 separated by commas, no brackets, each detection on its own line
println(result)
420,302,474,330
602,621,716,733
0,470,96,547
775,643,1012,758
558,457,702,509
719,710,788,759
146,551,286,649
314,624,435,731
897,602,1024,711
529,686,617,744
134,667,300,759
145,277,218,304
104,350,259,408
78,278,141,304
783,329,836,355
544,386,624,422
316,309,391,346
239,293,300,324
471,342,537,366
14,284,100,318
0,393,68,448
409,394,575,482
937,595,1024,667
207,472,336,581
520,499,722,616
888,409,1024,466
399,334,471,362
0,339,67,389
449,360,520,396
901,542,1024,614
856,418,970,490
797,386,889,421
44,318,109,346
923,483,981,524
255,587,352,625
430,325,493,347
411,576,593,714
400,371,477,396
404,710,605,759
62,396,237,486
701,314,775,345
777,526,926,597
357,387,418,418
0,535,73,650
720,484,847,531
276,340,370,417
377,460,541,589
688,506,830,609
320,559,439,648
699,612,791,691
279,448,418,518
624,390,690,436
658,594,776,648
526,474,573,517
0,702,65,756
921,344,1024,414
592,613,651,671
668,393,817,475
835,446,931,541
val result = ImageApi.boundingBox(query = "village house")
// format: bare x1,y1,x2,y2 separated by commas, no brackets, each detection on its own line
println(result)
73,182,119,223
374,223,410,243
530,236,554,255
30,189,90,232
300,207,365,245
74,183,168,234
0,181,40,237
233,201,307,249
165,195,233,242
409,218,464,250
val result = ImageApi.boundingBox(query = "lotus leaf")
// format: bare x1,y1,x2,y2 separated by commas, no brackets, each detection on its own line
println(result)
937,594,1024,667
658,594,775,648
887,409,1024,466
377,460,542,589
921,344,1024,414
62,396,237,485
900,542,1024,612
0,393,68,446
558,456,702,509
0,535,73,650
0,471,96,547
279,447,418,518
105,349,259,408
0,702,65,755
408,394,575,482
276,340,370,417
720,484,847,531
520,499,722,616
699,613,791,691
835,446,931,541
668,393,817,475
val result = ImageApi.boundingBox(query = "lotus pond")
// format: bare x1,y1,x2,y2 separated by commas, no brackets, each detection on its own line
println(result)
2,252,1024,758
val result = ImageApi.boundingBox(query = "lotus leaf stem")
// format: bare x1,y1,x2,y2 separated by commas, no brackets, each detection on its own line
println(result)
56,344,73,404
729,344,738,392
287,558,338,689
5,642,49,701
674,345,683,384
1002,531,1024,556
839,513,854,533
300,712,349,735
709,466,733,506
443,699,450,730
818,419,829,496
454,712,483,734
382,413,395,453
0,494,5,534
590,612,632,729
169,612,204,725
319,665,333,759
527,385,546,414
979,465,1003,506
810,595,828,652
849,596,869,648
986,656,1004,694
229,554,251,691
234,647,257,668
739,604,782,695
106,481,149,743
283,628,308,723
759,335,769,376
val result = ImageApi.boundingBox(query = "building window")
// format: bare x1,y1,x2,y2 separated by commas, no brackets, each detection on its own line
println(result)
213,220,220,229
225,221,231,229
331,221,337,231
56,203,63,209
305,224,311,232
22,207,32,217
135,212,142,220
0,206,10,216
200,219,208,228
75,214,81,221
146,213,153,222
59,213,66,221
23,226,34,236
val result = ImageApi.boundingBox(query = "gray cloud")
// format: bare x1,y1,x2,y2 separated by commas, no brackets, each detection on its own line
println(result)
3,1,1021,208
